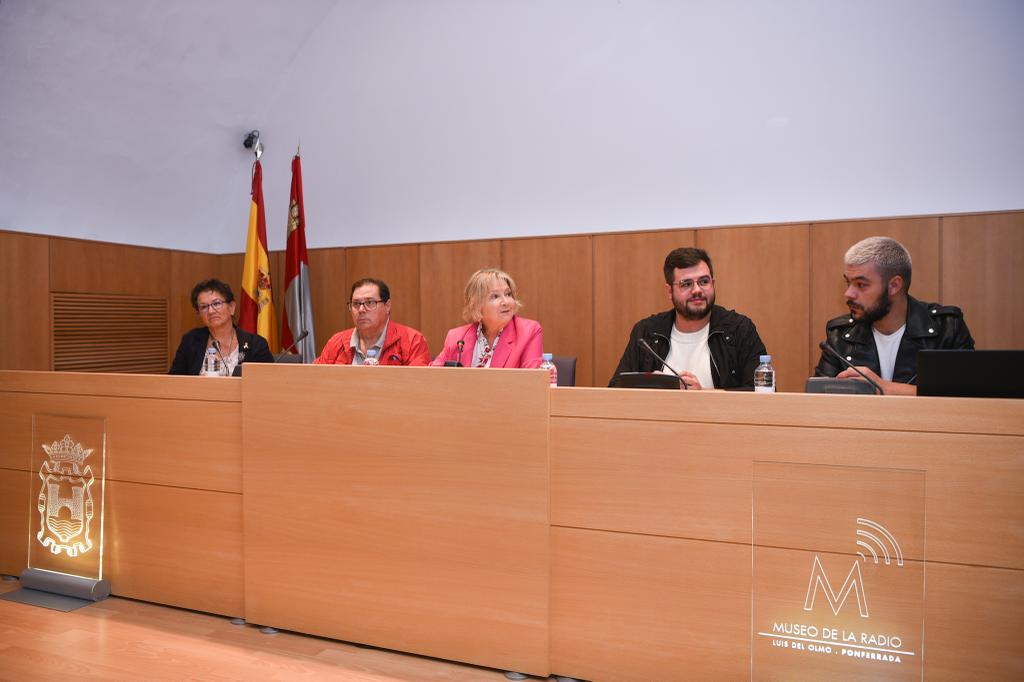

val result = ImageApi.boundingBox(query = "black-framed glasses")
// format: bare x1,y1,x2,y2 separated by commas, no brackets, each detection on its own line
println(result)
348,299,383,311
673,276,714,291
198,299,227,313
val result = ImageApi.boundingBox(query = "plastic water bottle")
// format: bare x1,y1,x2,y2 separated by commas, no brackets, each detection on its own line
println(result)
754,354,775,393
363,348,379,366
202,347,221,377
540,353,558,386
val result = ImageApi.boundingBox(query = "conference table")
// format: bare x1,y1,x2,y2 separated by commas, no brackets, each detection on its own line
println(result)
1,366,1021,680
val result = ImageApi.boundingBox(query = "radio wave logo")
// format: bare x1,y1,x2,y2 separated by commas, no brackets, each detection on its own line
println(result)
803,518,903,618
855,517,903,566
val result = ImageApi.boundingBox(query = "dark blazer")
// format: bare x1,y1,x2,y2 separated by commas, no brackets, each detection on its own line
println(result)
169,326,273,375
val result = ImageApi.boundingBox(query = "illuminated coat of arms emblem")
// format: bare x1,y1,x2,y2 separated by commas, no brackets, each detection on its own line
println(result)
36,434,96,557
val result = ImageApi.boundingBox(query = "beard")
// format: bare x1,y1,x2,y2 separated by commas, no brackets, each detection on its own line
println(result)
674,290,715,321
848,288,891,324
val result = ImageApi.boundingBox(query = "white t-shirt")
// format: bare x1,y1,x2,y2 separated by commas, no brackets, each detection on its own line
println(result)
872,324,906,381
660,324,714,389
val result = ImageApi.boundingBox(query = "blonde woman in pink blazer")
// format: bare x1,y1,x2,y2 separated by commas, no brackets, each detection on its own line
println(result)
431,268,544,369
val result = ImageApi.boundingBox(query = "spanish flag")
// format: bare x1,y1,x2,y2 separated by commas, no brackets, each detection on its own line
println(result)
238,160,279,352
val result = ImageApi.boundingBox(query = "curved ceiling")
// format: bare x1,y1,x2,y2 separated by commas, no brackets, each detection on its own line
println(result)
0,0,337,252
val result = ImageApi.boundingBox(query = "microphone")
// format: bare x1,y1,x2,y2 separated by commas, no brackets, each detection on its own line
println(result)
280,330,309,356
638,337,687,390
444,339,465,368
819,341,884,395
212,338,226,366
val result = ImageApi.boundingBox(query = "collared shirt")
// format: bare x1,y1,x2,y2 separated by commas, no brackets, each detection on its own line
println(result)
472,324,503,368
349,321,389,365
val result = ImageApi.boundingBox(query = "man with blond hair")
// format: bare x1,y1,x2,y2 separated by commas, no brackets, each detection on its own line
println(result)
814,236,974,395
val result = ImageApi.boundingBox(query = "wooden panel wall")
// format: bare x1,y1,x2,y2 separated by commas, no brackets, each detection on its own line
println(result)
3,209,1022,383
49,238,171,297
941,212,1024,349
305,247,346,353
0,232,49,371
419,240,501,355
504,236,594,386
593,229,695,387
698,224,810,392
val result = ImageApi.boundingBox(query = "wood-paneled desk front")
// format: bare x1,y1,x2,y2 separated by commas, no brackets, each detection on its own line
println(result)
549,388,1024,681
0,371,244,616
1,367,1022,680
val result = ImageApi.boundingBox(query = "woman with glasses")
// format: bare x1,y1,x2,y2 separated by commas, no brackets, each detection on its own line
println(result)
431,268,544,369
169,278,274,375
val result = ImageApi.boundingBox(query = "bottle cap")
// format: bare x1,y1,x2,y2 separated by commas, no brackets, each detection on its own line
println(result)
542,353,553,361
759,355,772,363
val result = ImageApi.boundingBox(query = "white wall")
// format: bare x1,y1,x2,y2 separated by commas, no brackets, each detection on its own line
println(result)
2,1,1022,253
256,0,1024,251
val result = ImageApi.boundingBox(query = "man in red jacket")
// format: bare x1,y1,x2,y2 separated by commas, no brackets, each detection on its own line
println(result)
314,278,430,366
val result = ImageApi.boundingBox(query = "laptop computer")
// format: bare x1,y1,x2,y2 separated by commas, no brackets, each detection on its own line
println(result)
916,349,1024,398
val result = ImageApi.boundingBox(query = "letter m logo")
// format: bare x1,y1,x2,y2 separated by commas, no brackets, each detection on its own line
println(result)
803,555,869,618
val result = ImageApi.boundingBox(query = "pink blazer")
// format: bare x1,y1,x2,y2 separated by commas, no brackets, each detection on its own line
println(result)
430,316,544,369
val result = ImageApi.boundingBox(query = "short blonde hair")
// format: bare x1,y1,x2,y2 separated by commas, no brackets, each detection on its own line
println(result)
462,268,523,323
845,236,913,293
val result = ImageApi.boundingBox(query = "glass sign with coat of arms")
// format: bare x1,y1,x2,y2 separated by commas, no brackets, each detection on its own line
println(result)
29,414,107,581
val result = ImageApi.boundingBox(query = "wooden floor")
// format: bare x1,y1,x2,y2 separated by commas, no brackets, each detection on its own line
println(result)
0,580,558,681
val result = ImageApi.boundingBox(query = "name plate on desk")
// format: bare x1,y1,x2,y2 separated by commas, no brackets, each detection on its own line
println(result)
752,462,926,680
29,414,107,582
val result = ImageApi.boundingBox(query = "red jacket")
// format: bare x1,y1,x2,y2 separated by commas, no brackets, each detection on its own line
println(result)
314,321,431,366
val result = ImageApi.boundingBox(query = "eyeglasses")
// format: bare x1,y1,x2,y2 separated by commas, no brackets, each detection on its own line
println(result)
673,276,714,291
198,299,227,313
348,299,383,311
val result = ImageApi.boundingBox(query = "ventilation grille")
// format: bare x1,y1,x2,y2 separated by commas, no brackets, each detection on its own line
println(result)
52,293,168,373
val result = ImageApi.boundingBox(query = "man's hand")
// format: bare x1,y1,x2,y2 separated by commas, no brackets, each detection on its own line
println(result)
836,366,917,396
678,370,704,390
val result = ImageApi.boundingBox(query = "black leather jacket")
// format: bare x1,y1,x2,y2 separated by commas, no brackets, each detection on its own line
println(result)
814,296,974,384
609,307,767,389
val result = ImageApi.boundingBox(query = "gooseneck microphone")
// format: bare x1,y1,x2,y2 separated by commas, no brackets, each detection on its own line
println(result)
444,339,465,367
819,341,884,395
280,330,309,356
638,337,687,390
212,338,225,364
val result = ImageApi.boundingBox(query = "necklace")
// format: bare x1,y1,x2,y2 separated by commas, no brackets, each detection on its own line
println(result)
210,328,237,356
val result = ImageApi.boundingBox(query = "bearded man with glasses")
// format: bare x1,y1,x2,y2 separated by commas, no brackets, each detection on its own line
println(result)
609,247,767,390
314,278,431,366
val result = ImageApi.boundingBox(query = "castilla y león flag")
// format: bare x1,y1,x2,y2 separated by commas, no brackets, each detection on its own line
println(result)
239,160,279,352
281,154,316,361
